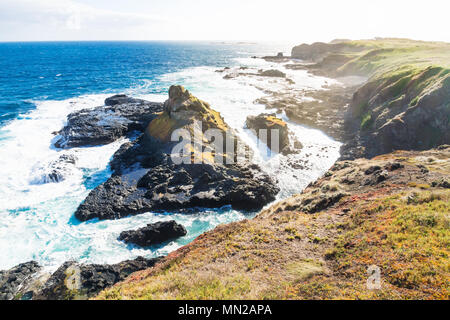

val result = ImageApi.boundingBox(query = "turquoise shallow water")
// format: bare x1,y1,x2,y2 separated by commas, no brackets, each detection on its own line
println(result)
0,41,341,270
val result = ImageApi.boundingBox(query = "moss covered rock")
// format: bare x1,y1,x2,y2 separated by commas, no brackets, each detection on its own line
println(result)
246,113,302,155
146,85,228,143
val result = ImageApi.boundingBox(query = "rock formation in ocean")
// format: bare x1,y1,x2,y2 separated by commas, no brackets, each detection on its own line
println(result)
30,154,78,184
119,220,187,247
54,95,163,148
245,113,302,155
74,86,279,221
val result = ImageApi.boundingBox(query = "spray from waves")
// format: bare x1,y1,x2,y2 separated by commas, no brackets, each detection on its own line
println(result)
153,60,342,198
0,57,341,271
0,93,256,270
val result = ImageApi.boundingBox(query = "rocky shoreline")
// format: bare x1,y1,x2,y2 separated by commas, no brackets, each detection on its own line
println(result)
1,85,282,300
2,38,449,300
97,145,450,300
0,257,160,300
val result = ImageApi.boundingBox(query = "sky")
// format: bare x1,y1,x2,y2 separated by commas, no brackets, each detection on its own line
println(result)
0,0,449,43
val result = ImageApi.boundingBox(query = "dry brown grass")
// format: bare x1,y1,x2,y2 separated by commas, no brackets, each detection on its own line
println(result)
96,148,450,300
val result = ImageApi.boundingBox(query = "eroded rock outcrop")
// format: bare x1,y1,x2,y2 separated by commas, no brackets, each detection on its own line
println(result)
119,221,187,247
74,86,279,221
0,257,161,300
291,42,364,62
245,113,302,155
286,40,450,159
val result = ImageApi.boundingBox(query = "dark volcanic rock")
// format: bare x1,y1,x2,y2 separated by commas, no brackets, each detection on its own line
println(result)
0,261,41,300
74,86,279,221
119,221,187,247
34,257,160,300
75,152,279,221
54,95,163,148
105,94,146,106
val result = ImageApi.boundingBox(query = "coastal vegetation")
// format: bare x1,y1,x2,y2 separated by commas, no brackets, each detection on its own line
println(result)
1,38,448,301
292,39,450,158
97,147,450,300
94,39,450,300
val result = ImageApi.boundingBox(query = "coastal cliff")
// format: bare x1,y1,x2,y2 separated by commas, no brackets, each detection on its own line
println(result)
97,146,450,299
290,38,450,159
1,39,449,300
94,39,450,300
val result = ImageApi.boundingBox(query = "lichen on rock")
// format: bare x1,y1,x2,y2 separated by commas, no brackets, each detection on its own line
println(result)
246,113,302,155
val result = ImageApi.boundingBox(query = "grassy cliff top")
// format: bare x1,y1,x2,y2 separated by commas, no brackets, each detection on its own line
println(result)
337,39,450,80
292,38,450,158
96,146,450,300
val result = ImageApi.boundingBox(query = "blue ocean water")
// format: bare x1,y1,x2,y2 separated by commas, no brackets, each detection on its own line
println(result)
0,41,283,125
0,41,341,271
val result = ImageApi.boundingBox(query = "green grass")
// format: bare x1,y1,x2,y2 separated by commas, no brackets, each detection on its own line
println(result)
361,113,373,130
330,39,450,146
338,39,450,80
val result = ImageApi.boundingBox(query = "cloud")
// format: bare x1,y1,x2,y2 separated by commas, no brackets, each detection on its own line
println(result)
0,0,169,33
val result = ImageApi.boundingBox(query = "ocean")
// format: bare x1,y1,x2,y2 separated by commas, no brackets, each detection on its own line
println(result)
0,41,341,271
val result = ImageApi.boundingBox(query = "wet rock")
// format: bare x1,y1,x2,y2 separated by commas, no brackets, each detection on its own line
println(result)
31,154,78,184
34,257,161,300
119,221,187,247
54,95,163,148
0,261,41,300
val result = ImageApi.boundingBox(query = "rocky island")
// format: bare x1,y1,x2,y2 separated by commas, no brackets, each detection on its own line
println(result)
74,85,279,221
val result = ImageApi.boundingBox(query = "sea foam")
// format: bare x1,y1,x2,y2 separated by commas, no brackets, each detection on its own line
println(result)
0,58,341,271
